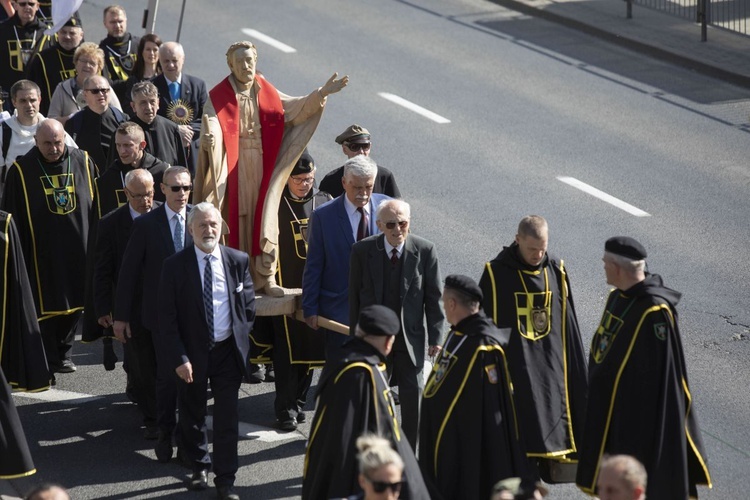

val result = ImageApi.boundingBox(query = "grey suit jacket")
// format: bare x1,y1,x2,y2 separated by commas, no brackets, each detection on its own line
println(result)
349,233,445,366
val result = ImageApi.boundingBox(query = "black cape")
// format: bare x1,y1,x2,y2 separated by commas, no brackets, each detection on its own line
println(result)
0,14,51,97
0,366,35,478
26,45,76,116
479,243,588,461
99,33,139,104
272,186,330,364
419,312,530,500
318,163,401,199
302,337,429,500
106,115,187,168
576,274,712,498
1,146,97,319
0,211,49,391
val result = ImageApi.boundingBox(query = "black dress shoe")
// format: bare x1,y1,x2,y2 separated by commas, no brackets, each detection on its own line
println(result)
246,364,264,384
189,469,208,491
154,434,173,463
264,363,275,382
277,418,297,432
216,485,240,500
57,360,77,373
296,411,306,423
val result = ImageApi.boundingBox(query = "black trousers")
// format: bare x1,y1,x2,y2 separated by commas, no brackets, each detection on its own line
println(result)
178,337,243,488
272,327,313,421
387,332,423,451
39,311,81,375
150,326,179,435
124,324,158,427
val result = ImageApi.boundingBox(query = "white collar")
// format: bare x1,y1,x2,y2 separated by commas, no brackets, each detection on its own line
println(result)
343,194,369,216
164,204,186,220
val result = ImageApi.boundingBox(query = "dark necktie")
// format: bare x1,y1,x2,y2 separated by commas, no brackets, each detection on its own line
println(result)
173,214,183,251
391,248,399,265
357,207,368,241
203,255,214,348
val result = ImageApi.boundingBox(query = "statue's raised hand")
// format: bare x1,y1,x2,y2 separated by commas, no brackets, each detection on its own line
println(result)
321,72,349,97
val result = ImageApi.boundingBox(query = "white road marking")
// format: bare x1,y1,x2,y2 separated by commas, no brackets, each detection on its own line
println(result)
13,389,102,404
206,416,303,443
378,93,451,124
241,29,297,53
557,176,651,217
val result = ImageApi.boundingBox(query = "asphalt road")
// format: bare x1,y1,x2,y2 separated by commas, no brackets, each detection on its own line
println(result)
8,0,750,498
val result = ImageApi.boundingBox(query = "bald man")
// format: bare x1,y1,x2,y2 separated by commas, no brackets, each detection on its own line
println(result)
152,41,207,174
1,119,97,382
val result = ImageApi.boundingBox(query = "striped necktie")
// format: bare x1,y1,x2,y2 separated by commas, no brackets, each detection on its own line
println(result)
203,255,214,347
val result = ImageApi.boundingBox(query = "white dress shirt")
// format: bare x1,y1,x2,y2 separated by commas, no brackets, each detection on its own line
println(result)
195,245,232,343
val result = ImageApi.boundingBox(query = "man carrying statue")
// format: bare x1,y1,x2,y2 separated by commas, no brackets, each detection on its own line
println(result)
195,41,348,296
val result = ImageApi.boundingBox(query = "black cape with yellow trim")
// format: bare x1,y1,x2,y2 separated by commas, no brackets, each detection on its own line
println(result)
0,366,35,479
479,243,588,462
0,211,49,391
0,14,52,97
419,312,530,500
272,185,330,365
576,274,711,498
302,337,429,500
99,33,139,104
1,146,97,320
25,45,76,116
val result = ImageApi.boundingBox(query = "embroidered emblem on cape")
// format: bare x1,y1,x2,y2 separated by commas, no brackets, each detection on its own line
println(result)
592,310,624,363
289,218,309,259
514,291,552,340
654,323,667,341
485,364,498,384
166,99,195,125
41,174,76,214
423,353,457,398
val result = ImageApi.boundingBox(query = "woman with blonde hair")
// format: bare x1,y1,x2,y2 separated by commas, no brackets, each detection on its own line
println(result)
48,42,122,124
349,434,405,500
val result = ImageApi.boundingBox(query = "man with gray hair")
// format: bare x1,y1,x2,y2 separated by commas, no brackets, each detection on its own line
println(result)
302,155,390,357
349,198,444,449
576,236,712,498
159,201,254,500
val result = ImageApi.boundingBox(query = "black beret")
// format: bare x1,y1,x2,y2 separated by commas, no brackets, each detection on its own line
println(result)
357,305,399,336
64,11,82,28
605,236,647,260
444,274,483,302
335,124,371,145
291,150,314,176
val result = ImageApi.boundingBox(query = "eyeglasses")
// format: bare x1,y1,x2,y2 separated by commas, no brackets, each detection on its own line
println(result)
165,184,192,192
367,478,404,494
384,220,408,230
124,188,154,201
345,142,371,152
16,2,38,7
86,88,110,95
290,176,315,185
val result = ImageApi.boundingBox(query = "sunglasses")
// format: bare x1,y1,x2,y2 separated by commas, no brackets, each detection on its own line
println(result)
165,184,192,192
86,88,110,95
16,2,38,7
384,220,408,230
346,142,371,152
369,479,404,494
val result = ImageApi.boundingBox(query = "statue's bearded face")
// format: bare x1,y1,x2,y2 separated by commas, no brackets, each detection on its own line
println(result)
229,48,257,85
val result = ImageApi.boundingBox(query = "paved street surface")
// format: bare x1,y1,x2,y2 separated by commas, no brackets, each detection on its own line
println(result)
5,0,750,498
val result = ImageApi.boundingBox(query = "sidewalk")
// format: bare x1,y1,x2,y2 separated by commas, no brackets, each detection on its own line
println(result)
489,0,750,88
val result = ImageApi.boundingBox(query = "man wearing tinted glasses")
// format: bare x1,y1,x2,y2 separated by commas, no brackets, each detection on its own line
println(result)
349,199,444,450
319,124,401,199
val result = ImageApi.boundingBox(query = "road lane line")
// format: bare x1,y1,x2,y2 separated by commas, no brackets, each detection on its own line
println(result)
13,389,102,404
241,29,297,53
377,93,451,124
557,176,651,217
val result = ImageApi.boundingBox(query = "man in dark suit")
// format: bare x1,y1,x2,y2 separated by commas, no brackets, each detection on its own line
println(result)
318,124,400,199
349,198,445,449
94,169,159,438
158,202,254,500
302,155,389,357
152,41,206,174
113,165,192,460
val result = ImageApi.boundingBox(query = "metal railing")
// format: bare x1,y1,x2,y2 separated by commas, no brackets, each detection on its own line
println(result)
627,0,750,40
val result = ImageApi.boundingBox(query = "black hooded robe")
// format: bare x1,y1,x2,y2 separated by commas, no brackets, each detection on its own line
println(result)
576,274,712,498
